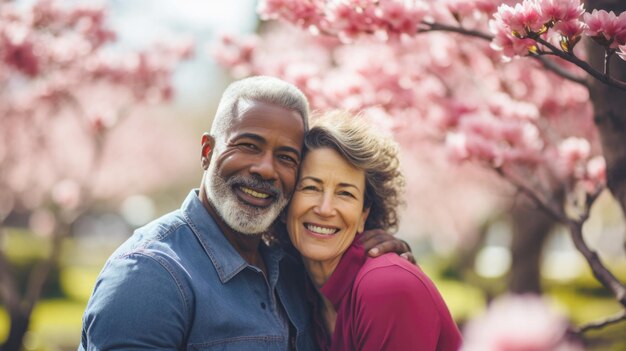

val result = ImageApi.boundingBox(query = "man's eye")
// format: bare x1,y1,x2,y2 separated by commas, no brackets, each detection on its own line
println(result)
239,143,258,150
278,154,298,164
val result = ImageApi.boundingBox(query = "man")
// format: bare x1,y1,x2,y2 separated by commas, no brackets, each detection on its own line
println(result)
79,76,412,350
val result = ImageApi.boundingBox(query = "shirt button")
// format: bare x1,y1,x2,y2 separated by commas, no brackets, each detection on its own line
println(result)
260,302,267,309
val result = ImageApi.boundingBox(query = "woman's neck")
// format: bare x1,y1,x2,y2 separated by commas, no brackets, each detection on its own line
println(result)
303,256,342,289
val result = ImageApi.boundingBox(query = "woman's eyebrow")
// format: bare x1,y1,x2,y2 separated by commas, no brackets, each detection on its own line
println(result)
300,176,360,190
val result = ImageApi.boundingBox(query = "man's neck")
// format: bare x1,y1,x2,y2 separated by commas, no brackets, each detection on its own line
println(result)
198,188,267,272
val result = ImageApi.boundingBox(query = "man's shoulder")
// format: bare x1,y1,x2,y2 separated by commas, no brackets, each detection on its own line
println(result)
111,209,192,260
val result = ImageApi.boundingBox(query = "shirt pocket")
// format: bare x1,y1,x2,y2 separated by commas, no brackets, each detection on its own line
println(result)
188,335,285,351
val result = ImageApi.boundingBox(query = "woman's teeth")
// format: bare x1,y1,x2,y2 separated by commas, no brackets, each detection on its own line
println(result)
306,224,338,235
241,187,270,199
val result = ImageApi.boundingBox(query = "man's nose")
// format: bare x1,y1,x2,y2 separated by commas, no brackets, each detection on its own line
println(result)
249,152,278,180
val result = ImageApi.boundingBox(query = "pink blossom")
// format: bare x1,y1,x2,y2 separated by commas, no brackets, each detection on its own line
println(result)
553,19,586,51
214,5,599,261
556,137,590,178
472,0,500,16
375,0,428,35
1,0,191,218
538,0,585,24
445,129,502,165
257,0,321,27
1,24,40,76
583,9,626,47
52,179,81,210
446,132,471,162
558,137,590,163
494,1,546,38
462,294,583,351
442,0,477,21
553,19,586,38
616,12,626,45
586,155,606,184
490,19,538,60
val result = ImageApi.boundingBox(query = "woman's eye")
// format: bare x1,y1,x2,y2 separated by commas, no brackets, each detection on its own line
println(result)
339,191,356,198
300,185,319,191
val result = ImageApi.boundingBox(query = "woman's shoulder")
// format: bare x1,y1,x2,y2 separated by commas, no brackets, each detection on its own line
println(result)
353,253,442,301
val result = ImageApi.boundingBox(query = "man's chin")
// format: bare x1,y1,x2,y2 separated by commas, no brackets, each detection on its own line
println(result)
206,182,285,235
222,201,281,235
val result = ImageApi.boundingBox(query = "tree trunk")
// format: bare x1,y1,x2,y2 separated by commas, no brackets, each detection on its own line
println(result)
587,0,626,228
2,307,29,351
508,195,556,293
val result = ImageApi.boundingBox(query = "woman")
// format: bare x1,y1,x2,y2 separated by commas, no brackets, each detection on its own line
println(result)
285,111,462,351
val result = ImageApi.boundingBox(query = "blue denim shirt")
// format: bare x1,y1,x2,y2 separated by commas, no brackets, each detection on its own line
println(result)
79,190,315,350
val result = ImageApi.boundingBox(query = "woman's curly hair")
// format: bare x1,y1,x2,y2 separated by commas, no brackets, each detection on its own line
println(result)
304,110,405,232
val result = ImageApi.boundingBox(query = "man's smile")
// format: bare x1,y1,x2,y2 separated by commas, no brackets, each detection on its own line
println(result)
234,185,276,208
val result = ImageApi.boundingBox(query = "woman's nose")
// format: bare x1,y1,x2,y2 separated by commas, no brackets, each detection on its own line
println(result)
314,193,336,217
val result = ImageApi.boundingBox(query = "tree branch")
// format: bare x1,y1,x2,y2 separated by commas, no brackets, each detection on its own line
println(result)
567,220,626,307
495,167,626,306
535,36,626,90
0,228,20,312
572,309,626,334
420,21,494,41
419,22,590,87
494,167,568,223
24,224,65,313
535,56,589,88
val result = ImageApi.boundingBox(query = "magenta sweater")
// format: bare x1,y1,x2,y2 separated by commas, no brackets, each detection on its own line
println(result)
312,238,462,351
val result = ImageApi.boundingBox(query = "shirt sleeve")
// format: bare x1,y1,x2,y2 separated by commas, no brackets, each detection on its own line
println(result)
80,253,189,350
352,264,442,351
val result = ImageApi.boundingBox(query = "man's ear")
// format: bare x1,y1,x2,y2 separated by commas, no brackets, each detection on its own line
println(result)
201,133,216,170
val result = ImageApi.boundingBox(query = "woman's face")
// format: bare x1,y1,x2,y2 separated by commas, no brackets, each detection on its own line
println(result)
286,147,370,265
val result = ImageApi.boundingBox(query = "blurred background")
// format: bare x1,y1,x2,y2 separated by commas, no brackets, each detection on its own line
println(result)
1,0,626,350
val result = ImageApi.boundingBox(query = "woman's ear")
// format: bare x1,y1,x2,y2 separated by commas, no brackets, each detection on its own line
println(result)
357,207,371,233
201,133,216,170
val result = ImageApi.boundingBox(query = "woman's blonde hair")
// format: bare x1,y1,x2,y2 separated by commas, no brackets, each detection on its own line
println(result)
305,110,405,232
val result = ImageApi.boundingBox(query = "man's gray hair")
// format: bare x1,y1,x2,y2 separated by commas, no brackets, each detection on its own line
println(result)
211,76,309,142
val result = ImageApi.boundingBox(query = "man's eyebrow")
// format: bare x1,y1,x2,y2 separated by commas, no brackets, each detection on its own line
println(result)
233,133,301,158
231,133,265,143
278,145,301,159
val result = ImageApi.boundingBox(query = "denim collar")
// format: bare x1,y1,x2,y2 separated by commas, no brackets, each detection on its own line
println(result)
181,189,285,283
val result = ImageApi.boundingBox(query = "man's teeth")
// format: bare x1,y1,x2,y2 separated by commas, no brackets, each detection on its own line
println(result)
306,224,338,235
241,187,270,199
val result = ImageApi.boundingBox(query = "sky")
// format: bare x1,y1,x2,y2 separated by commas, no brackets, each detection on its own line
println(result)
107,0,259,106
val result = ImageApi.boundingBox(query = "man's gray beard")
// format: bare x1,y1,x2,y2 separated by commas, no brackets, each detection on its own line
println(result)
204,162,288,235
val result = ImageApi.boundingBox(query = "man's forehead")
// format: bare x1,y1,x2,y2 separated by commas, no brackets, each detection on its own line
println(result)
228,99,304,132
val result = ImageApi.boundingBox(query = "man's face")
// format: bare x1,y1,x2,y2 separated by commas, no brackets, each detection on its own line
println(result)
204,99,305,235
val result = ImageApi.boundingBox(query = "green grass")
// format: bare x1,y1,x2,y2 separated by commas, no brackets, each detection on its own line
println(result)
0,299,86,351
60,266,101,302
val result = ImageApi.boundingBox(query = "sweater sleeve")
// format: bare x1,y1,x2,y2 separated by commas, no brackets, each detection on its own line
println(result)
352,263,442,351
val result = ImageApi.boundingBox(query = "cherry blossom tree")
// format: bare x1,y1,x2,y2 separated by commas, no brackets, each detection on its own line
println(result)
214,0,626,346
0,1,192,349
